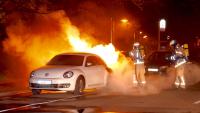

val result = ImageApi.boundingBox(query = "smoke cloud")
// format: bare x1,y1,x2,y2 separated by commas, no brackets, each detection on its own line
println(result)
2,10,96,87
1,0,141,90
106,61,200,95
184,63,200,88
105,60,176,95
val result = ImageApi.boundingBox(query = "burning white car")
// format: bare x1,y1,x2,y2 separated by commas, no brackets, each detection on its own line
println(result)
29,52,111,95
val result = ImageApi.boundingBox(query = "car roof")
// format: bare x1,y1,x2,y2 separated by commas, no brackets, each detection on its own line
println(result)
58,52,99,57
150,51,171,55
149,51,171,57
146,51,172,66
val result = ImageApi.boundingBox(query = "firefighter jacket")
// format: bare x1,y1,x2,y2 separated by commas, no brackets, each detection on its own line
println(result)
173,45,187,68
129,48,144,64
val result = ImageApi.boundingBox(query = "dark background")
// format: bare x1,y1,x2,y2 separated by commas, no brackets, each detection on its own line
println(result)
0,0,200,50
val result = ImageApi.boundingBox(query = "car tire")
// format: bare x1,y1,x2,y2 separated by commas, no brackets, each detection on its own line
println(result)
32,89,41,95
74,76,85,96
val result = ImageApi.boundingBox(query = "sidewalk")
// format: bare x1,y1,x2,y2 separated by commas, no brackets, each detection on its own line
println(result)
0,81,30,97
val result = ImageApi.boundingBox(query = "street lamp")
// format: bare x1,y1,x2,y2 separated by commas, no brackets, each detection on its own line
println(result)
120,18,128,24
110,18,129,44
158,19,166,50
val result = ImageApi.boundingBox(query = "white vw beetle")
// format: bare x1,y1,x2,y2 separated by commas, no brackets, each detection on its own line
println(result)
29,52,111,95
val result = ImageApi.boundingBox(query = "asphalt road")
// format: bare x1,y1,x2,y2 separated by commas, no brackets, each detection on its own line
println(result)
0,87,200,113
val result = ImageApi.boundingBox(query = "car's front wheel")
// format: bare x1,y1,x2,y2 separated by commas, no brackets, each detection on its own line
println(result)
74,76,85,96
32,89,41,95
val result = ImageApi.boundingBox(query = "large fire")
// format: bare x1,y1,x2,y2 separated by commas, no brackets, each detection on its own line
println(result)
2,9,186,95
2,8,179,95
63,21,120,67
68,38,119,67
3,10,121,79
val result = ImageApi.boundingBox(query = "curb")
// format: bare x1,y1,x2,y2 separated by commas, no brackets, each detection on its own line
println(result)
0,90,30,97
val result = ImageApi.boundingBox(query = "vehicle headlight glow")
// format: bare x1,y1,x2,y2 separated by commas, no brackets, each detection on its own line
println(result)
30,71,36,78
63,71,74,78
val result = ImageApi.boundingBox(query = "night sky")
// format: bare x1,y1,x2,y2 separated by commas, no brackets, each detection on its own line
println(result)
141,0,200,42
63,0,200,45
1,0,200,48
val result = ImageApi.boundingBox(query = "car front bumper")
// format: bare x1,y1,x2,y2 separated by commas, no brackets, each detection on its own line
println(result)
29,78,75,91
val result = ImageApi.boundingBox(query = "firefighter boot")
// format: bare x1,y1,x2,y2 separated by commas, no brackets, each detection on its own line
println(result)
140,81,146,87
174,76,180,88
133,74,138,87
180,76,186,89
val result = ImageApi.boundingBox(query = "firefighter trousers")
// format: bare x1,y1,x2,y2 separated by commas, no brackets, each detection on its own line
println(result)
175,64,186,89
133,63,146,86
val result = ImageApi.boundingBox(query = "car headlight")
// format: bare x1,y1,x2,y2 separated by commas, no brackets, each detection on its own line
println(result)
30,71,36,78
63,71,74,78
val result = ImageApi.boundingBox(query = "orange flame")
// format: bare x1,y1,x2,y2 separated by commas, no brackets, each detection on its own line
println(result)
64,22,119,67
3,11,120,71
2,11,135,90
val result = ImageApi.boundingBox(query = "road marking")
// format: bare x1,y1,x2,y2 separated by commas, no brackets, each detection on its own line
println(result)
15,90,31,95
0,95,78,112
193,100,200,104
0,93,96,113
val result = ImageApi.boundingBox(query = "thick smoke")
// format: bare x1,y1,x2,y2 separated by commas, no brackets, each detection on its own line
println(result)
106,61,200,95
184,63,200,87
2,10,93,87
69,0,141,49
1,0,141,90
105,58,176,95
106,56,134,94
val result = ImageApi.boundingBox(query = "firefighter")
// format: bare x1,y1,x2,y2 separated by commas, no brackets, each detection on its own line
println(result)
169,40,187,89
129,42,146,87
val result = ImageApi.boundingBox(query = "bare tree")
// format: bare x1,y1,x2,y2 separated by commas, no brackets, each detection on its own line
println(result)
131,0,144,10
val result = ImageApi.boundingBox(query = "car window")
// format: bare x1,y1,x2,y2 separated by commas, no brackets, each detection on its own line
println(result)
157,52,171,61
148,53,156,61
86,56,105,66
147,52,171,63
47,55,84,66
96,57,107,66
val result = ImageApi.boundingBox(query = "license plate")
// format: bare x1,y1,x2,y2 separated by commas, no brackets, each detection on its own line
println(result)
38,80,51,84
148,68,159,72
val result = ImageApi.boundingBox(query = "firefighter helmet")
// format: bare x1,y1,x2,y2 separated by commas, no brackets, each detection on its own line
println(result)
133,42,140,47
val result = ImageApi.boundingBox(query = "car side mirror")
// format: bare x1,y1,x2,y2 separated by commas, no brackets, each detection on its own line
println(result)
106,67,112,73
165,56,169,60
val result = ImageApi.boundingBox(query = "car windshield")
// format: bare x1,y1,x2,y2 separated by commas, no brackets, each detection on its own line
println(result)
149,52,170,61
156,52,171,61
47,55,84,66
